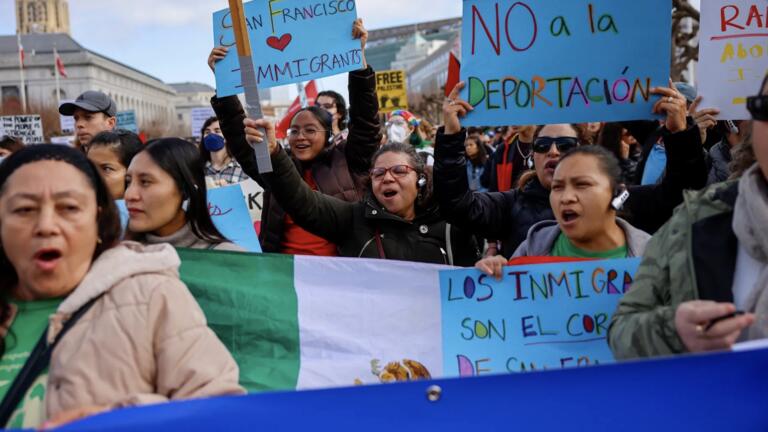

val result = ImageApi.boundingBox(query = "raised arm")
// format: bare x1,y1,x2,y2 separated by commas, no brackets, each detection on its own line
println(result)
433,82,517,241
342,18,382,175
625,81,708,233
244,118,355,244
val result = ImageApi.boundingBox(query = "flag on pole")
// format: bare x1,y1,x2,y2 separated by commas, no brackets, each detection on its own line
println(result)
54,49,68,78
445,52,461,97
276,80,318,139
17,34,24,68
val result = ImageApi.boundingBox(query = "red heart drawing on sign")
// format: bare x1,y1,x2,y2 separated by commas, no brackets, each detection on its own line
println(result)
266,34,292,52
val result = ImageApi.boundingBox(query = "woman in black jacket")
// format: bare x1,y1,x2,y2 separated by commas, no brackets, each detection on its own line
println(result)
434,81,709,258
242,118,481,266
208,19,381,255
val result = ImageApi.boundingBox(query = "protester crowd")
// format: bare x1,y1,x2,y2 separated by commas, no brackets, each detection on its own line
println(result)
0,15,766,430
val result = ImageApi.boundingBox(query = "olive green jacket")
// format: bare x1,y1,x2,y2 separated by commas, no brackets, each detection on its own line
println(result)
608,181,740,359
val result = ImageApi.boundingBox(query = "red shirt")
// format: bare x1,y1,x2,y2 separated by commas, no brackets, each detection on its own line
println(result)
280,170,339,257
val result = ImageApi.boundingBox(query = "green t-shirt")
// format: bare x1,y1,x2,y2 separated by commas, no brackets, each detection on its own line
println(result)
551,233,628,259
0,298,62,428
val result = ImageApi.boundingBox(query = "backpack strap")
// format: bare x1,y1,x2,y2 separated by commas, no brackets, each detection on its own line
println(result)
0,295,102,426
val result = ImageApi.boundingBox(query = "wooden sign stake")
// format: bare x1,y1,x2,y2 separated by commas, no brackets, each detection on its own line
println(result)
228,0,273,173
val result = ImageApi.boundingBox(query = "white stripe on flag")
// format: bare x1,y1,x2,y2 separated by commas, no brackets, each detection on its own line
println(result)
294,256,447,389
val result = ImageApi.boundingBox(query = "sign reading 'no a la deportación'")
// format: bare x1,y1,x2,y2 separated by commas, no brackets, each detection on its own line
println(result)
459,0,671,126
213,0,361,97
440,258,641,376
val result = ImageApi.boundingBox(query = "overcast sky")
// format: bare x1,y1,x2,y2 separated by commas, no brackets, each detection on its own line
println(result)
0,0,698,99
0,0,461,92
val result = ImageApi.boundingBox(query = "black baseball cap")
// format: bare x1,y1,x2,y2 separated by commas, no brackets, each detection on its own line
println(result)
59,91,117,117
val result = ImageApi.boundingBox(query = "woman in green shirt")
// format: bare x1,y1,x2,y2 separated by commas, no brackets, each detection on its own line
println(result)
477,145,650,278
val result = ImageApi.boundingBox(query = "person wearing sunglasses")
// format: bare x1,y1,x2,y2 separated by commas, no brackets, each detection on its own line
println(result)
609,77,768,359
433,80,708,258
208,19,382,256
476,145,651,279
241,117,481,266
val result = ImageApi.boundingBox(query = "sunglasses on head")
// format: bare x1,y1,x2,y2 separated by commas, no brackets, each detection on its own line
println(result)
532,136,580,153
747,95,768,121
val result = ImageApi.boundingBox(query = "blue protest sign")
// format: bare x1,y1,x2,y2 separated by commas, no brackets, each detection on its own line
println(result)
459,0,670,126
116,184,261,253
116,110,138,133
213,0,362,97
208,183,262,253
440,258,641,376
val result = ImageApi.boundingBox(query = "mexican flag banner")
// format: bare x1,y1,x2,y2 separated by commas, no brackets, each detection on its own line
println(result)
178,249,446,392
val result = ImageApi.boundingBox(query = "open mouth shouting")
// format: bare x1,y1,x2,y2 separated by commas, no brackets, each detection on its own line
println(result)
544,159,559,174
560,209,581,228
381,189,399,200
34,248,63,272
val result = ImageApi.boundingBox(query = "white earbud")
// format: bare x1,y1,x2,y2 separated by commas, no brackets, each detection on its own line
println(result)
611,190,630,211
181,199,190,212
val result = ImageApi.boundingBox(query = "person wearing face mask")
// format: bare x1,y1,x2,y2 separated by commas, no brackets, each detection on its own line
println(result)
241,117,480,265
199,117,249,188
385,110,417,145
208,19,381,255
476,146,650,278
434,81,708,258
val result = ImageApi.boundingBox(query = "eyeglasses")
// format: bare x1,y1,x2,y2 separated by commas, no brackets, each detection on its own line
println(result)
370,165,416,180
532,137,580,153
747,95,768,121
288,127,326,138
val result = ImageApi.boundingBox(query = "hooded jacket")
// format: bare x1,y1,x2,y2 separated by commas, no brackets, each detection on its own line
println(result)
41,242,244,418
512,219,651,258
607,181,764,359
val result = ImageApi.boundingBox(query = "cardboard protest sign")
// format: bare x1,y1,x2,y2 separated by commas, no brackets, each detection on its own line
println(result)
0,115,44,144
209,183,262,252
440,258,640,375
459,0,670,126
376,69,409,113
699,1,768,119
115,183,262,253
117,110,138,133
191,107,216,138
213,0,362,97
239,179,264,234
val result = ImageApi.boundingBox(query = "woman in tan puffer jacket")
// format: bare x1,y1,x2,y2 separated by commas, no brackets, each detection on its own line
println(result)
0,145,244,429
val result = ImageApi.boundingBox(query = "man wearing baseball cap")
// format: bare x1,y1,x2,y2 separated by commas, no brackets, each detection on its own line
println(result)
59,90,117,150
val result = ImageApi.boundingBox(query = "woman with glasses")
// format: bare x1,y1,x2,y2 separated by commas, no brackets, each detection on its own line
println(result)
240,117,481,265
208,19,380,256
433,81,708,257
608,78,768,359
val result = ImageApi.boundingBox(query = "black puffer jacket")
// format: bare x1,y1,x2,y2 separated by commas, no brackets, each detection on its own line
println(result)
212,66,381,253
434,123,708,257
261,148,481,266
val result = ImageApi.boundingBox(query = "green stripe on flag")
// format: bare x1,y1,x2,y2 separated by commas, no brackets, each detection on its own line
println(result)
178,249,299,392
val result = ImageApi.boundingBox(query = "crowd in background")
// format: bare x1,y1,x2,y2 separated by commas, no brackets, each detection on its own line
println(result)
0,16,765,430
